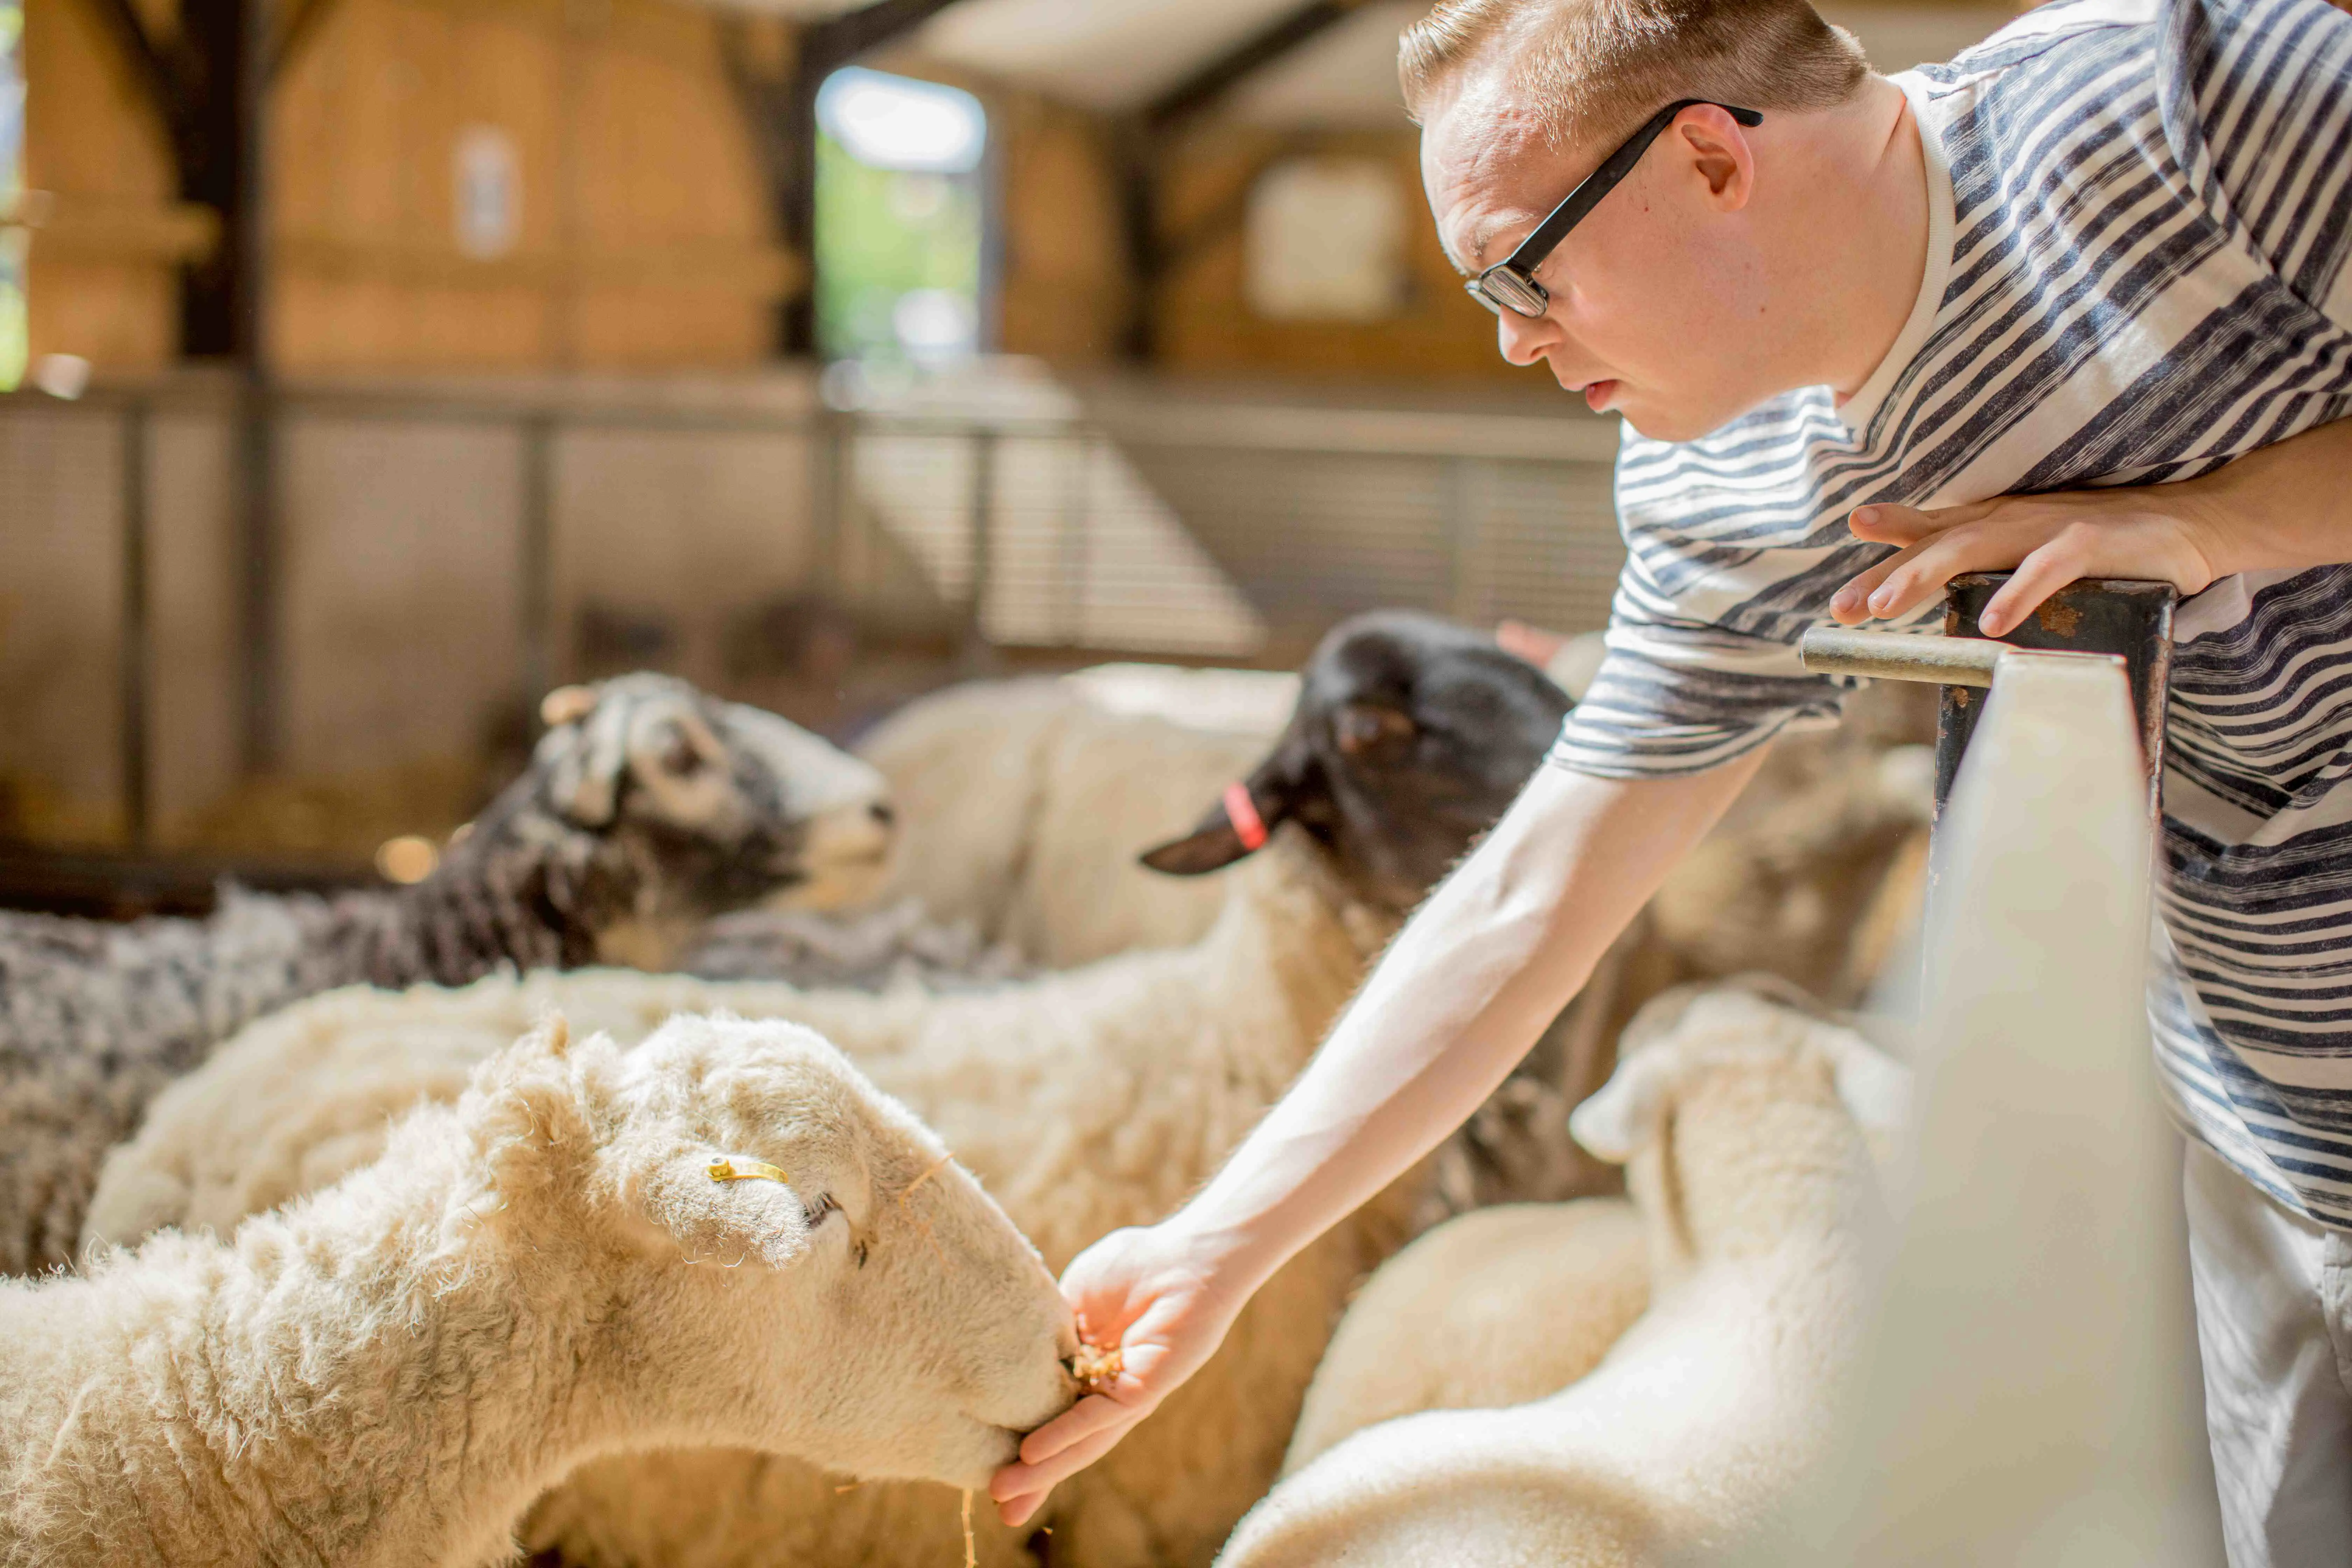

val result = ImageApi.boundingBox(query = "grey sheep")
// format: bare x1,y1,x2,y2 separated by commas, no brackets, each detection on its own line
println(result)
0,672,892,1275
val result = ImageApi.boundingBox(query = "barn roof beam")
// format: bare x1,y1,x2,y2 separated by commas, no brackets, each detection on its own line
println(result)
1121,0,1372,358
1143,0,1370,132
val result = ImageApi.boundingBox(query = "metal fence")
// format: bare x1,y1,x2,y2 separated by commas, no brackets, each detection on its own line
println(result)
0,373,1623,847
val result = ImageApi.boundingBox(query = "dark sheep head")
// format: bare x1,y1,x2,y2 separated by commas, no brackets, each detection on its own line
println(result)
1140,612,1572,912
445,674,895,966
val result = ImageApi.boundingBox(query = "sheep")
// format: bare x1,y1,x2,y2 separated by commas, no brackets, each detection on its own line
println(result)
3,1009,1077,1568
0,672,894,1277
853,670,1270,969
1281,1197,1653,1473
858,643,1930,1226
1214,982,1909,1568
680,898,1031,990
86,609,1575,1568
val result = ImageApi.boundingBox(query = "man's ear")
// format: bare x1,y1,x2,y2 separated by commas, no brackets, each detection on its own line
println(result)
1673,104,1755,208
626,1146,816,1270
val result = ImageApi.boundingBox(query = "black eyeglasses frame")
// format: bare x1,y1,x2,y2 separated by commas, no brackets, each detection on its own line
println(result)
1465,99,1765,319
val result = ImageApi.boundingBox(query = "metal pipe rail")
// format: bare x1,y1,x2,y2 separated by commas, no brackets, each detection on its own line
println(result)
1797,574,2177,819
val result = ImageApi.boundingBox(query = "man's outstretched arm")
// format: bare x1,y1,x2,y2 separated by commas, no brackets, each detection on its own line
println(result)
989,747,1768,1525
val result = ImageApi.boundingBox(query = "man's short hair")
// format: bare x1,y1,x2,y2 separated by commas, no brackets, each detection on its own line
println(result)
1400,0,1869,149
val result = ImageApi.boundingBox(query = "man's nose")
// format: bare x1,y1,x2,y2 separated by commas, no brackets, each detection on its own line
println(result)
1495,307,1560,368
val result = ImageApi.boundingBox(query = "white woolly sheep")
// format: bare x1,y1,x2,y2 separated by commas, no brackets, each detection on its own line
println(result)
855,672,1267,969
1282,1197,1652,1474
0,673,893,1277
4,1010,1075,1568
1214,983,1909,1568
89,610,1574,1568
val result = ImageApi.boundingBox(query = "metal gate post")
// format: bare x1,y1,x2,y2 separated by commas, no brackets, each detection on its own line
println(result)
1936,573,2176,820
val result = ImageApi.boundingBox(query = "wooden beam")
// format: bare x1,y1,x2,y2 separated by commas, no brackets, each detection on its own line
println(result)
800,0,973,77
270,0,341,82
74,0,196,148
1122,0,1369,357
1144,0,1367,131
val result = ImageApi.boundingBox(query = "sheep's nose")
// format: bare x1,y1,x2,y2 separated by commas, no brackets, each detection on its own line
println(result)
868,800,897,829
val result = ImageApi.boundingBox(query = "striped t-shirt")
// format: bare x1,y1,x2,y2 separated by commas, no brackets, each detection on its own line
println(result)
1549,0,2352,1222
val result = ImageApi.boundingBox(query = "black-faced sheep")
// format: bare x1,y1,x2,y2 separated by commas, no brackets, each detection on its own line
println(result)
1214,983,1909,1568
852,644,1931,1227
0,672,893,1275
3,1011,1074,1567
87,610,1574,1568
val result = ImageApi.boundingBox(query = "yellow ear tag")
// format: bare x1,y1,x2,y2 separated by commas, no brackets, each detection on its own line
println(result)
707,1157,792,1185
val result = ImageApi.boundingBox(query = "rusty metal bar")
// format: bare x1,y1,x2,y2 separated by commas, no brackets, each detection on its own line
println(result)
1939,575,2175,820
1802,576,2176,821
1798,625,2001,687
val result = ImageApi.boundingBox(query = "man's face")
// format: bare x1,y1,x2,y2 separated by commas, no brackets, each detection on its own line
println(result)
1420,75,1777,442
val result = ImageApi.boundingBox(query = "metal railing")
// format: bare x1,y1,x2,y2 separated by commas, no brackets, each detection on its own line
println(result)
0,374,1624,848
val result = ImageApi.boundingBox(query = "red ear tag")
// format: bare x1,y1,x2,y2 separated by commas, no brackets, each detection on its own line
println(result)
1222,782,1269,852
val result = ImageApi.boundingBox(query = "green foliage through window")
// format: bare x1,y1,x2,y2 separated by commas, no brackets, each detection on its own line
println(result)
812,69,986,366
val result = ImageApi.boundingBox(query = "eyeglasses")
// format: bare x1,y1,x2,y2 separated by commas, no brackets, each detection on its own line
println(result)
1465,99,1765,319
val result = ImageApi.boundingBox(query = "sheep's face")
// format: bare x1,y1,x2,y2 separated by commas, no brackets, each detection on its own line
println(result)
1140,612,1571,910
481,676,895,958
551,1013,1075,1488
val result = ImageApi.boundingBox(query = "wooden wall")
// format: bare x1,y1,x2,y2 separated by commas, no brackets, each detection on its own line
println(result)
21,0,212,371
992,88,1130,364
1148,123,1531,383
29,0,793,374
273,0,792,371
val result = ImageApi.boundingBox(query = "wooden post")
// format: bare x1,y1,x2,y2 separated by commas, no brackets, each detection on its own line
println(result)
118,401,151,847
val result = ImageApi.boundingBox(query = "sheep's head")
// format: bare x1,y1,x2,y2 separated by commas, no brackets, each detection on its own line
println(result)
1567,980,1909,1266
457,675,896,965
1138,612,1571,911
462,1012,1074,1489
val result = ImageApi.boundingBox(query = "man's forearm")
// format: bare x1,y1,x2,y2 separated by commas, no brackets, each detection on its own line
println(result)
2190,414,2352,580
1179,751,1767,1291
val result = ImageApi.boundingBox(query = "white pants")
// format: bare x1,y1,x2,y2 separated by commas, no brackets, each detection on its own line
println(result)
2185,1142,2352,1567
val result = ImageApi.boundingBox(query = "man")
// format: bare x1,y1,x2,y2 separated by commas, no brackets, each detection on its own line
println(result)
995,1,2352,1559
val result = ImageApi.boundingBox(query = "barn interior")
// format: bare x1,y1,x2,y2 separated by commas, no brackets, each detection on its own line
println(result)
3,0,2008,904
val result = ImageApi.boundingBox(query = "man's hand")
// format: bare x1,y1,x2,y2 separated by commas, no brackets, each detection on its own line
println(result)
1828,489,2223,636
990,1222,1251,1529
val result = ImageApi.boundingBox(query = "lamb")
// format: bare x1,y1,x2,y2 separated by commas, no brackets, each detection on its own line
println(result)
87,609,1574,1568
0,673,895,1277
1215,982,1909,1568
3,1010,1077,1568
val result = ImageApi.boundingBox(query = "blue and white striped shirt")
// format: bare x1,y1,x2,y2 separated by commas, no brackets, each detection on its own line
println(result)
1550,0,2352,1222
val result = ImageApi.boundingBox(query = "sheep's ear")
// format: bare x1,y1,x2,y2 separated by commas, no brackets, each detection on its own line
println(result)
624,706,734,827
472,1015,597,1197
627,1147,815,1271
541,685,600,727
1811,1024,1913,1142
539,690,631,827
1139,758,1300,877
1567,1047,1682,1165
